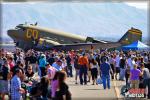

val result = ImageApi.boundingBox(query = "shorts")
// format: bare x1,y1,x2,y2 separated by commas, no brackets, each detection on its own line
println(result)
131,80,139,89
91,68,98,80
115,67,120,73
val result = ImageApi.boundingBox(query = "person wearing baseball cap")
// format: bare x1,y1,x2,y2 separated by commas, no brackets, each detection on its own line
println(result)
52,59,63,71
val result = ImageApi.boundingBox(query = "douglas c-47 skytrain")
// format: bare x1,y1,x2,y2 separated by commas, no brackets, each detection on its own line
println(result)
7,23,142,51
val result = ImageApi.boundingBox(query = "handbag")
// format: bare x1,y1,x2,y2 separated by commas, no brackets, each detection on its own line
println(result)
97,76,103,84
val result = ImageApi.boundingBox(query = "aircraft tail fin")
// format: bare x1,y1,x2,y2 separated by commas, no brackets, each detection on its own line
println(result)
118,27,142,45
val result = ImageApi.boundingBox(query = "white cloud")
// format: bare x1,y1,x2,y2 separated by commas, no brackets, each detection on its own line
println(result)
125,2,148,10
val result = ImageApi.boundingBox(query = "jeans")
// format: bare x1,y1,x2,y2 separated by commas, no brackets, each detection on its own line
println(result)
119,68,125,80
143,78,150,98
67,65,73,77
11,96,22,100
75,69,79,81
79,66,87,85
102,75,110,89
110,64,115,79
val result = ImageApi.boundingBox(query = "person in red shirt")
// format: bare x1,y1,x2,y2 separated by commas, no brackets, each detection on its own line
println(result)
78,53,89,85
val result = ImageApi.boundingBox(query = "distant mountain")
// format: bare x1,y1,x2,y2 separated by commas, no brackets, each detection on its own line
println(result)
1,2,148,42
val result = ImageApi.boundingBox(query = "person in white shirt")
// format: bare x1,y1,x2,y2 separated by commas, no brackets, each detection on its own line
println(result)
115,54,120,80
126,55,134,70
90,58,99,85
61,58,67,70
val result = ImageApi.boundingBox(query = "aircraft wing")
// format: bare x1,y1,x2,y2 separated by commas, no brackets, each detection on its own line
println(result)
35,38,121,51
55,42,121,50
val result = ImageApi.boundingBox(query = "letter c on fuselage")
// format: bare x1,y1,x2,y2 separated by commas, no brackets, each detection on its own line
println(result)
26,29,38,39
26,29,32,38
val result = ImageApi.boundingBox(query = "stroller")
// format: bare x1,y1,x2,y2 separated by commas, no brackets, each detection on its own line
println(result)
29,79,52,100
120,84,131,97
21,77,39,100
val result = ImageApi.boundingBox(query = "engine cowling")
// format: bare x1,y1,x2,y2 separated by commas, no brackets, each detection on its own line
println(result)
38,38,60,46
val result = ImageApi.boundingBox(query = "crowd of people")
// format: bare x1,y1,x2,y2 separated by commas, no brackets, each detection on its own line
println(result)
0,48,150,99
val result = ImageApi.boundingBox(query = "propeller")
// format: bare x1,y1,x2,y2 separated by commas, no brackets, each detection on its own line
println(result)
14,40,19,46
31,36,40,47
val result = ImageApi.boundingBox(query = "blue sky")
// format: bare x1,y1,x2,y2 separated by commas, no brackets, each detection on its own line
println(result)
1,2,148,42
3,1,148,10
125,2,148,10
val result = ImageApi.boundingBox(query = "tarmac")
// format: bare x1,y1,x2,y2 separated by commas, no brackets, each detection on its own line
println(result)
67,77,125,100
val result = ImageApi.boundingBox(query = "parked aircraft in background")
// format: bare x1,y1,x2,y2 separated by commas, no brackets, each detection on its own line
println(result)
7,23,142,51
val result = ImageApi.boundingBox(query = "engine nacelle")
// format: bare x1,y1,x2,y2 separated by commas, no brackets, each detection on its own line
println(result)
38,38,60,46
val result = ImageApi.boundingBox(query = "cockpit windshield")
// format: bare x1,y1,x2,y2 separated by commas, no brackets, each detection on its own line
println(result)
15,24,25,31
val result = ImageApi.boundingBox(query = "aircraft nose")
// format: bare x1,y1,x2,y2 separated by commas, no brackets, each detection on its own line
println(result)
7,30,13,37
7,29,17,38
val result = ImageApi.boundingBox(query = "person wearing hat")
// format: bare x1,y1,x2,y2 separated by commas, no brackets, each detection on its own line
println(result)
52,60,63,71
38,54,47,77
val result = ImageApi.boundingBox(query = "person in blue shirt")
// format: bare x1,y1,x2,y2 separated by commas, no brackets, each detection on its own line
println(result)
52,60,62,71
100,57,112,89
11,69,25,100
39,54,47,77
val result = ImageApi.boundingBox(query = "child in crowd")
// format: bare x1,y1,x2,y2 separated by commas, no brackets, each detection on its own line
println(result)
55,71,71,100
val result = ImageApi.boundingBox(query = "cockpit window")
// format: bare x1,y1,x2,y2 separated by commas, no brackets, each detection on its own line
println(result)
15,26,20,29
15,25,26,31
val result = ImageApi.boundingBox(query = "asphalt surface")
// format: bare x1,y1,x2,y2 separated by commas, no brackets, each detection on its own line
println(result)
66,76,125,100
